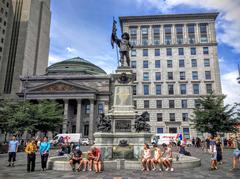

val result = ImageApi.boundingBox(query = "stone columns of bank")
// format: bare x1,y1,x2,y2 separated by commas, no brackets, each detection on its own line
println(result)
89,99,95,143
76,99,82,133
62,99,69,133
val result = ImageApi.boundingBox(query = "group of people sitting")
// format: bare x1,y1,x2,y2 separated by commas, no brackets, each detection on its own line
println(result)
141,143,174,172
69,146,102,173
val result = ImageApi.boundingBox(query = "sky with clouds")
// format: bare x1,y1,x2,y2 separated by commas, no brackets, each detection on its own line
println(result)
49,0,240,105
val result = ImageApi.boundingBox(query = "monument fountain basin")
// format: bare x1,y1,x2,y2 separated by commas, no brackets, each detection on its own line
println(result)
47,153,201,171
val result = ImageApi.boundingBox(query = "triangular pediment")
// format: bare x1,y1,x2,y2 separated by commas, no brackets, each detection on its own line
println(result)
28,80,97,93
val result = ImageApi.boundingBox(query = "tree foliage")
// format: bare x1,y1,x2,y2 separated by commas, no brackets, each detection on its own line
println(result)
0,99,63,137
191,93,240,136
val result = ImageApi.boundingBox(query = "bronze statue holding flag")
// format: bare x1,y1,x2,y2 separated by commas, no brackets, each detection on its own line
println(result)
111,17,133,67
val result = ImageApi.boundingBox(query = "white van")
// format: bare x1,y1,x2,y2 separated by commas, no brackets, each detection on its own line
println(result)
50,133,82,145
152,133,179,145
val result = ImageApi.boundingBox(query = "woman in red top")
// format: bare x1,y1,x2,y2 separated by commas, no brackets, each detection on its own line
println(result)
91,147,102,173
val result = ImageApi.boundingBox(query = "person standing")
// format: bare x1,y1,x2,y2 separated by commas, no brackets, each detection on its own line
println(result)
192,137,195,147
39,136,51,171
216,138,223,165
25,138,38,172
209,135,217,170
232,136,240,170
8,135,19,167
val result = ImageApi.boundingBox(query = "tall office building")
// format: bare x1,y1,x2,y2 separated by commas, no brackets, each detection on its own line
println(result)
0,0,51,99
119,13,222,138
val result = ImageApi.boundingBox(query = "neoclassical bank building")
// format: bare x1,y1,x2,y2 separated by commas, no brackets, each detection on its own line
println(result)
19,57,111,142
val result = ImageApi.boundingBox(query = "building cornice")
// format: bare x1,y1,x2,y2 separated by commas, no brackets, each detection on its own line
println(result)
19,75,111,81
119,12,219,31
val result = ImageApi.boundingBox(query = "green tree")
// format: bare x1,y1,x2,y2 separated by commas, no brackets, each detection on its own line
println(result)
33,100,63,136
0,99,63,140
191,93,239,136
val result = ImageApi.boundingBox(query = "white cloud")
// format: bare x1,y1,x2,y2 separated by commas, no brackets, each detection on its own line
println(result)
219,57,224,63
48,55,64,66
66,47,76,53
136,0,240,53
221,70,240,105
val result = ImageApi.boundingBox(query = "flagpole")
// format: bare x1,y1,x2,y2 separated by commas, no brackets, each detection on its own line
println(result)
115,43,120,67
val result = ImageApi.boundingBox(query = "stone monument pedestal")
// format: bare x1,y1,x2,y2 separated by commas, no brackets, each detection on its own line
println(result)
94,66,153,160
94,132,152,159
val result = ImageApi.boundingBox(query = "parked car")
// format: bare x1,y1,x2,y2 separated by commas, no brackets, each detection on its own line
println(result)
80,138,90,146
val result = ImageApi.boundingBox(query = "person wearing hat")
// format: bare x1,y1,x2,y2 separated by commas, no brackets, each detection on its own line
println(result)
69,146,82,171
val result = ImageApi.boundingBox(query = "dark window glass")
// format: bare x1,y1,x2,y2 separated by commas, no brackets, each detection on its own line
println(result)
143,72,149,81
179,59,185,67
182,113,188,122
205,71,211,80
157,127,163,133
166,48,172,56
204,59,210,67
143,60,148,68
191,59,197,67
155,72,161,81
144,85,149,95
156,85,161,95
191,47,196,55
192,71,198,80
180,84,187,94
131,61,136,68
167,60,172,68
157,114,163,122
143,49,148,56
98,104,104,114
144,100,149,108
156,100,162,108
181,100,188,108
193,84,200,94
178,48,184,55
206,84,212,94
155,49,160,56
169,100,175,108
155,60,161,68
133,85,136,95
203,47,209,54
194,99,201,108
168,72,173,80
168,84,174,94
180,72,186,80
169,113,175,121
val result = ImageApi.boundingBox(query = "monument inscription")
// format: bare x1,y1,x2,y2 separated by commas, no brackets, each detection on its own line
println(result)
115,120,131,132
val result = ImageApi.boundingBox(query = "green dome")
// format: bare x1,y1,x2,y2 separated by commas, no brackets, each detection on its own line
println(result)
47,57,107,75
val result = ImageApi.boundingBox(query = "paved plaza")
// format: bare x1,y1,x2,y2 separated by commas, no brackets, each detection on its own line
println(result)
0,147,240,179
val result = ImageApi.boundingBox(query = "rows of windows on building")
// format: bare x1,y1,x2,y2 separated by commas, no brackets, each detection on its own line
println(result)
133,83,213,96
134,98,200,110
129,23,210,46
137,70,212,81
130,46,210,58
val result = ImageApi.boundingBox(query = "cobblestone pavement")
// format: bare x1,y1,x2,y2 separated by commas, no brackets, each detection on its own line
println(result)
0,146,240,179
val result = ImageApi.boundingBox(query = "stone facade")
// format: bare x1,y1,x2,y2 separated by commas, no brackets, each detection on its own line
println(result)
0,0,51,99
119,13,222,138
19,57,111,143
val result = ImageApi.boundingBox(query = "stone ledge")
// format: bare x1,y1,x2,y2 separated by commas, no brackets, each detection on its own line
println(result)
48,155,201,171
